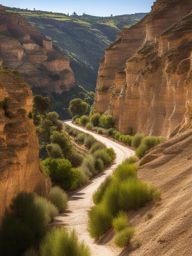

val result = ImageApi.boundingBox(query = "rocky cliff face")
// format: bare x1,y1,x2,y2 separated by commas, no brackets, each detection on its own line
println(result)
0,67,50,219
95,0,192,137
0,6,75,93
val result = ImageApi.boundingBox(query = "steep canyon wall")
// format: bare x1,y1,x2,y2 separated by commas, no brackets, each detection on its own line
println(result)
95,0,192,136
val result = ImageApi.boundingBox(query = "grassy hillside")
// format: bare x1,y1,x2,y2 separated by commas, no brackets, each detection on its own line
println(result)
7,8,146,90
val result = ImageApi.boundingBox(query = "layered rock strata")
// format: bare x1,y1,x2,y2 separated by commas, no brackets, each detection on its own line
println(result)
0,67,50,220
95,0,192,136
0,6,75,93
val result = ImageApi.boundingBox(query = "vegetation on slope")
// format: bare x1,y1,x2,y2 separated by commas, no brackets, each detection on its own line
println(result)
89,159,161,246
32,95,115,191
7,7,146,90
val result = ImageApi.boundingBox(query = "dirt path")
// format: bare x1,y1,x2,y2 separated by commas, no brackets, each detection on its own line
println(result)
54,121,134,256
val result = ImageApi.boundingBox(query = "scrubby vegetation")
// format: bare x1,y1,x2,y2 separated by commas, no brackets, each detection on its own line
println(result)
40,228,90,256
49,187,68,213
114,227,135,248
89,159,160,244
0,192,89,256
69,98,90,117
72,111,165,158
32,96,115,192
61,125,115,190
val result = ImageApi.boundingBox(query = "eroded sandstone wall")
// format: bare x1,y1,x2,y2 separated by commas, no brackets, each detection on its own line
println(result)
95,0,192,137
0,7,75,93
0,68,50,219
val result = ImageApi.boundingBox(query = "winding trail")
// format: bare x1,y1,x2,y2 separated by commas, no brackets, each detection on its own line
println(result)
55,121,134,256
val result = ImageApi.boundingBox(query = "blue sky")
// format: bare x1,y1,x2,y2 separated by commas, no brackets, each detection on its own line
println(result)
1,0,154,16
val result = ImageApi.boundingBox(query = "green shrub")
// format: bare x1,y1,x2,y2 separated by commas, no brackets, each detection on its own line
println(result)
70,168,89,190
99,114,114,129
114,162,137,181
82,155,96,175
69,98,90,117
119,135,133,146
118,180,155,211
114,131,121,140
86,122,93,130
101,180,120,216
136,144,148,158
112,212,129,232
89,142,105,153
114,227,135,248
106,128,116,136
75,133,86,144
51,131,72,157
40,228,90,256
90,113,100,126
126,156,138,164
46,143,63,158
132,134,144,148
0,193,47,256
97,128,105,134
106,148,116,162
136,136,163,158
84,136,96,149
42,158,73,190
88,204,112,239
49,187,68,213
35,196,58,223
93,177,112,205
93,149,113,167
94,159,104,172
68,151,83,167
80,115,89,126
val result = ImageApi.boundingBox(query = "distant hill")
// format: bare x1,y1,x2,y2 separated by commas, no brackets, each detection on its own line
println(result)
6,8,146,90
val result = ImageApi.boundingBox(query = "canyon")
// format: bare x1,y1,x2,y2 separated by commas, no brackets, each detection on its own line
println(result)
95,0,192,137
0,67,50,219
0,6,75,93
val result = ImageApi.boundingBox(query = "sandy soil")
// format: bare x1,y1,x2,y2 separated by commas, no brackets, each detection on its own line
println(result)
54,121,134,256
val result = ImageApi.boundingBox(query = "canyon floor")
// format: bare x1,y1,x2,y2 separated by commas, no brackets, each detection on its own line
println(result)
54,123,192,256
54,121,135,256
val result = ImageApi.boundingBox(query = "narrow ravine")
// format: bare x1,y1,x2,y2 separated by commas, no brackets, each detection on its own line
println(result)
55,121,135,256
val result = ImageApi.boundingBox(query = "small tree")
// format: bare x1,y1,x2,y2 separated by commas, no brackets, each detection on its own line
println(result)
46,143,63,158
90,113,100,127
69,98,90,117
99,114,114,129
42,158,73,190
51,131,72,157
33,95,50,116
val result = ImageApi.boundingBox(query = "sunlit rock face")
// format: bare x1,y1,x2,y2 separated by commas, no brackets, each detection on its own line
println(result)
0,68,50,220
95,0,192,137
0,7,75,93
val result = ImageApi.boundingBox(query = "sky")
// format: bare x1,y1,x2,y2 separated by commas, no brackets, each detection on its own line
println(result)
1,0,154,16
